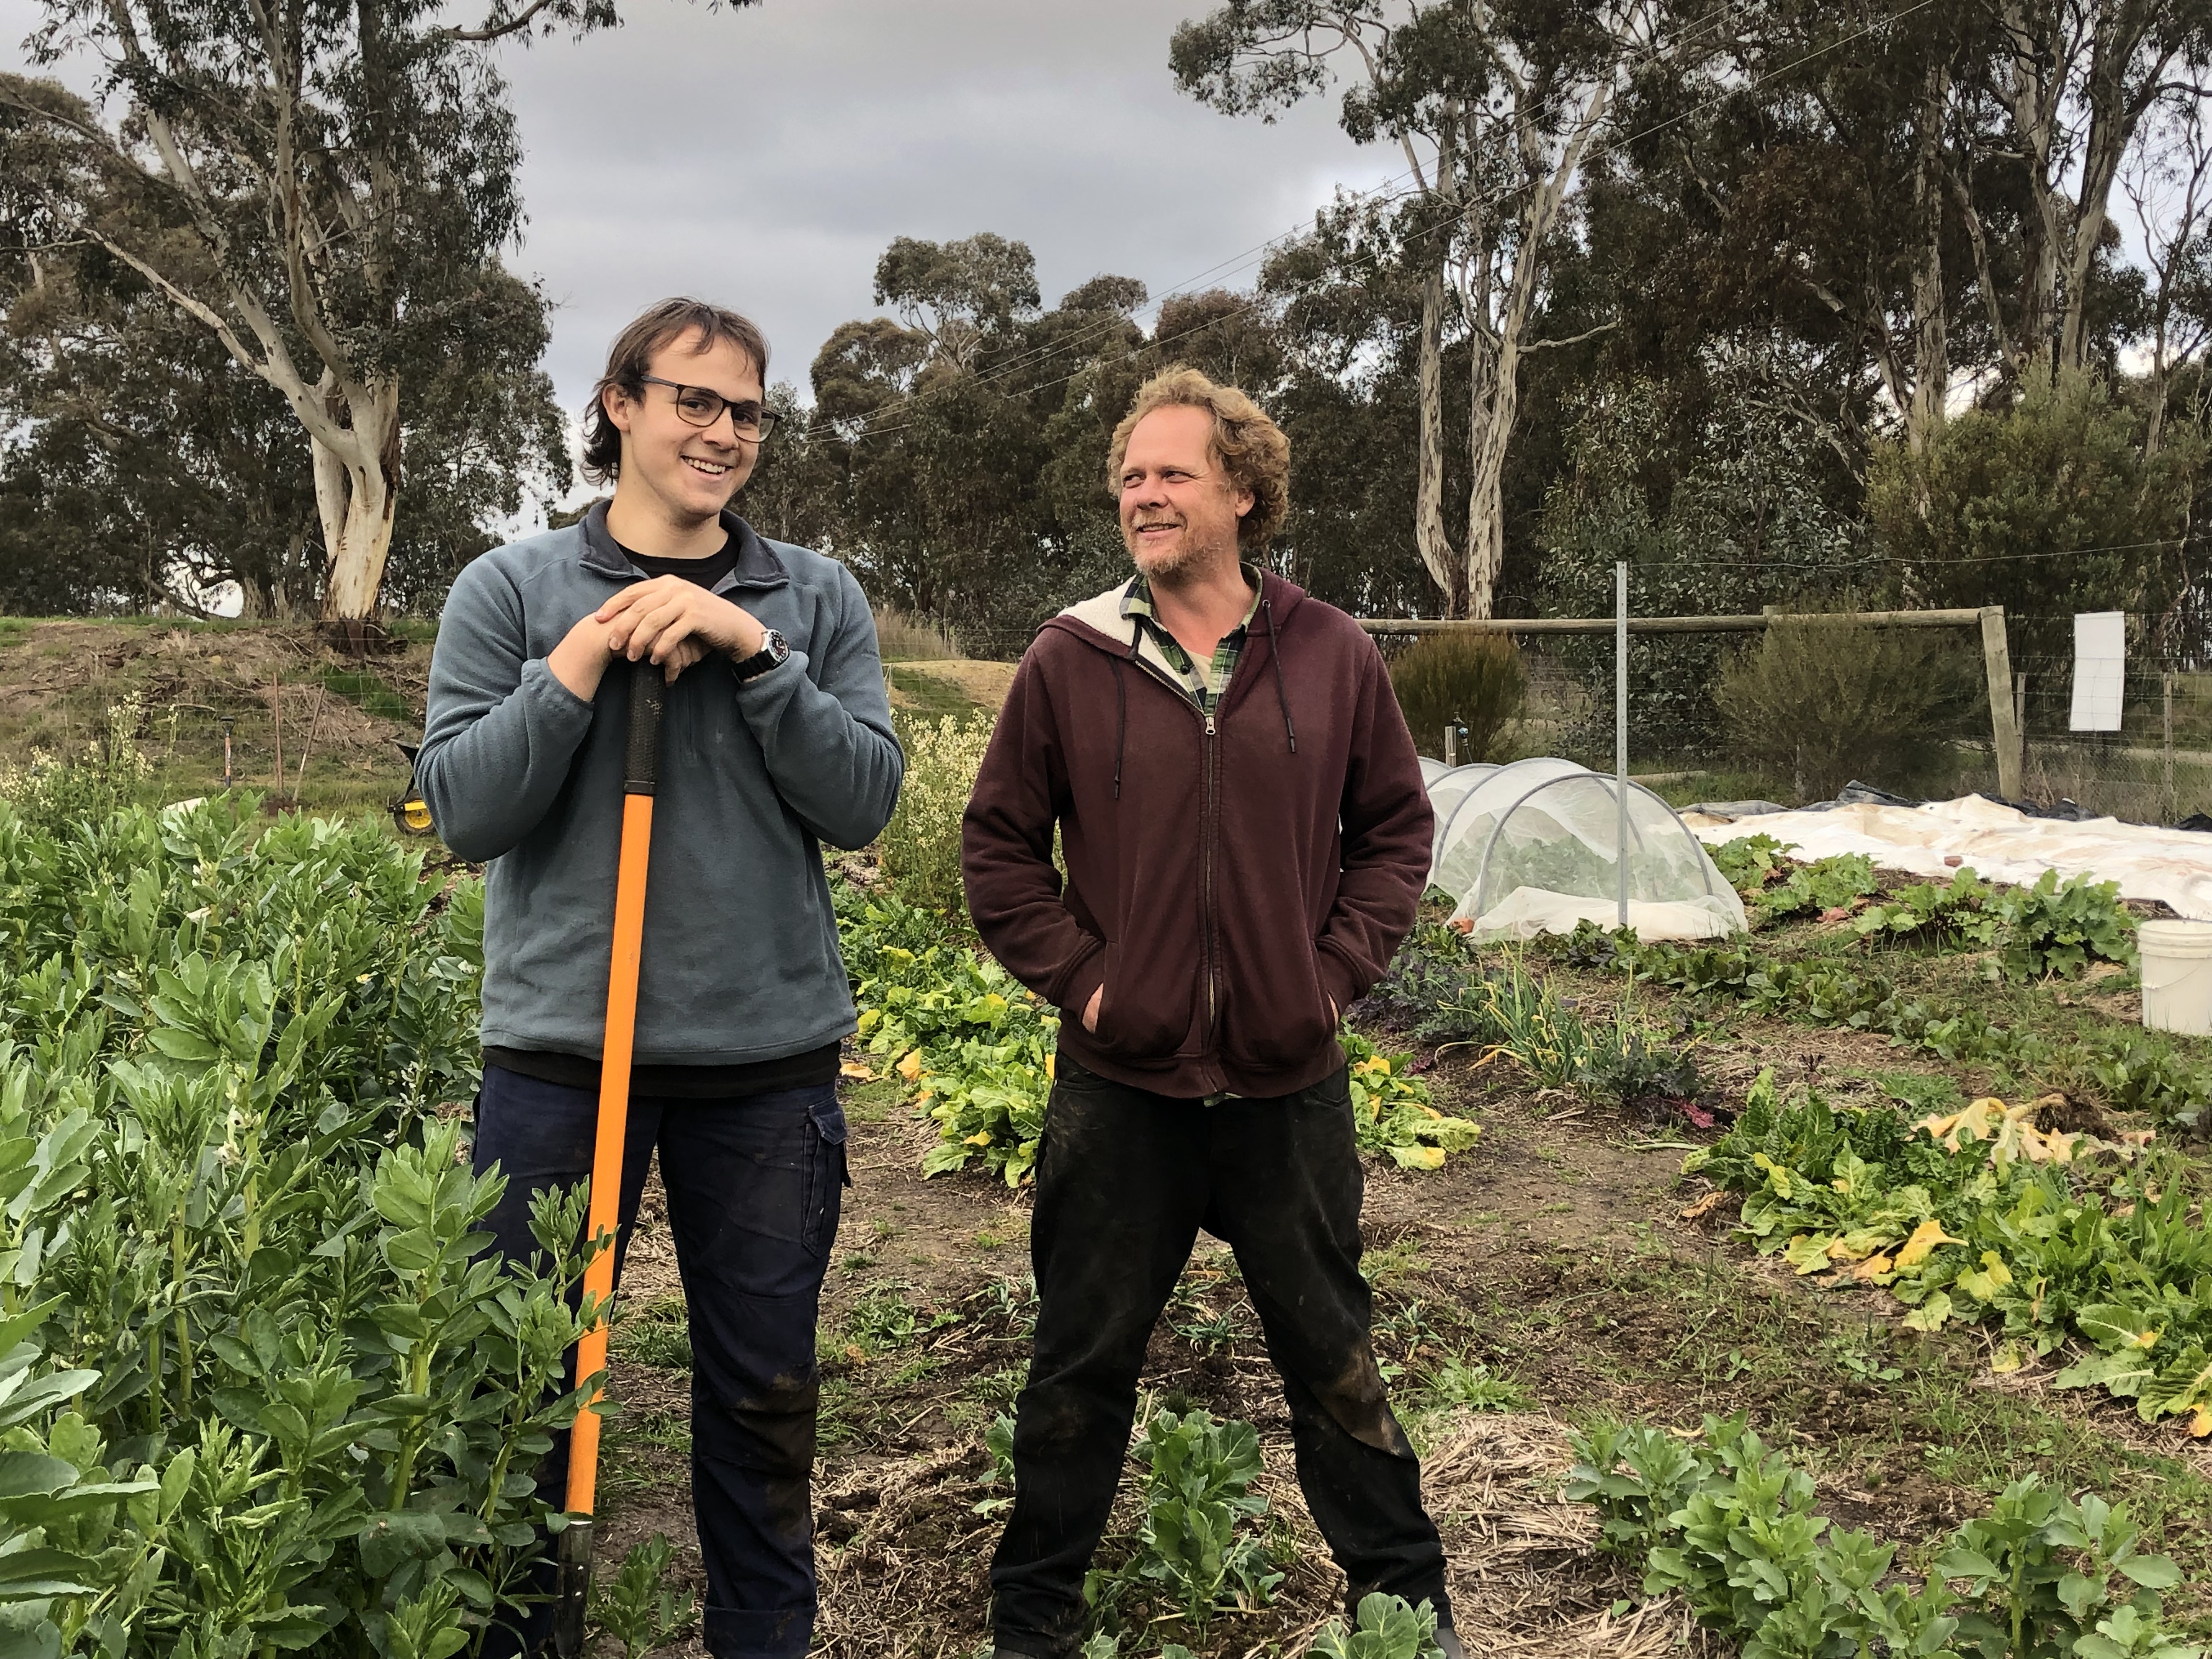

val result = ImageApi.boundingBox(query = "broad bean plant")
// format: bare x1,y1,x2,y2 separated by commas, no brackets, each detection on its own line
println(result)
0,797,610,1657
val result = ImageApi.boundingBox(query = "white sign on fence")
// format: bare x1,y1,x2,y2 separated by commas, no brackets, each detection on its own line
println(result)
2070,611,2126,732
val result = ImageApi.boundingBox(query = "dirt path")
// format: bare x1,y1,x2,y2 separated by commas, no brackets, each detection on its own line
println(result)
584,1015,2212,1659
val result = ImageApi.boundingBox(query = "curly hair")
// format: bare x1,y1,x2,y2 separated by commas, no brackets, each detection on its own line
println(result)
580,298,771,485
1106,366,1290,551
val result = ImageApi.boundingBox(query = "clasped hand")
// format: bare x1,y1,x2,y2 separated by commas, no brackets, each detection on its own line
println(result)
548,576,768,698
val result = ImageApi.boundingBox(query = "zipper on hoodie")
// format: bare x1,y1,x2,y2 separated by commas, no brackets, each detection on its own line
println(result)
1201,708,1217,1035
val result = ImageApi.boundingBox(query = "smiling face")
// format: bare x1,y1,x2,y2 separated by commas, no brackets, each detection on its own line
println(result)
602,329,764,531
1116,404,1254,585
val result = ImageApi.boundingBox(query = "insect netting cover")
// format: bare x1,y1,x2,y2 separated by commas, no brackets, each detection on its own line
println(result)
1422,762,1500,871
1426,761,1747,941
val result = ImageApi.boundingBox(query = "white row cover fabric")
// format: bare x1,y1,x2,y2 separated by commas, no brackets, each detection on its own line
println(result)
1423,757,1748,941
1681,794,2212,921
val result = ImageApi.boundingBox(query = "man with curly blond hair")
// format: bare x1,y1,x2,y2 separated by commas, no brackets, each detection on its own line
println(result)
961,367,1459,1657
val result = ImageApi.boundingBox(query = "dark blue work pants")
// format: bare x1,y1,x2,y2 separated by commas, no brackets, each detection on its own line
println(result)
471,1065,847,1659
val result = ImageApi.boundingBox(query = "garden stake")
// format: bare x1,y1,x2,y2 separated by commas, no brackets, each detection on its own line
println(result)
555,657,665,1658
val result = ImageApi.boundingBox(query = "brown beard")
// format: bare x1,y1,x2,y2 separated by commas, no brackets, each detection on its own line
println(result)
1124,522,1237,589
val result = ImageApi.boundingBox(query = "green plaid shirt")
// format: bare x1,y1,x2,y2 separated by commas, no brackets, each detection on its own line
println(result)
1120,565,1265,713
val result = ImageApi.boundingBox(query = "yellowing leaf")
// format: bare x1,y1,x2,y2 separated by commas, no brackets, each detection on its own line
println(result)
896,1050,923,1083
1903,1292,1954,1331
1852,1253,1895,1282
1894,1220,1966,1269
1045,1052,1055,1081
839,1061,876,1081
964,1132,992,1147
1991,1341,2027,1375
2192,1404,2212,1439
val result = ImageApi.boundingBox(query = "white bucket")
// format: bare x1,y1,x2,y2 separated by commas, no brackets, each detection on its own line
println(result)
2140,919,2212,1037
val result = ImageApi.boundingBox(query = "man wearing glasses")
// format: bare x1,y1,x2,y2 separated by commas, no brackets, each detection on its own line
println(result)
420,297,902,1659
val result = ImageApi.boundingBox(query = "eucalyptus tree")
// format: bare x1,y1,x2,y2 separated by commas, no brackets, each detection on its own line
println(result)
1963,0,2212,380
1172,0,1687,619
0,0,753,636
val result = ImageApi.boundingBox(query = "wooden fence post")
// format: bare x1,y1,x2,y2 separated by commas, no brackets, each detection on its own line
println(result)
1979,606,2023,799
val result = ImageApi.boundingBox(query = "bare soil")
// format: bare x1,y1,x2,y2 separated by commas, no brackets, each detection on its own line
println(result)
593,1024,2212,1658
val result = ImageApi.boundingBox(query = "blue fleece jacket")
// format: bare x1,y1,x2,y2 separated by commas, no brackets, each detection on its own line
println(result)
419,502,903,1066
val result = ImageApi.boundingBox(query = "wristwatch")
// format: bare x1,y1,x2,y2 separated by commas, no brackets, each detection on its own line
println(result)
731,628,789,682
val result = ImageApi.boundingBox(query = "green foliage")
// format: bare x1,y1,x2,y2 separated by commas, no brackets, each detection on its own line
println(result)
874,713,994,915
1684,1071,2212,1424
1715,619,1982,803
839,886,1057,1186
1431,951,1701,1112
1869,374,2202,658
1988,870,2138,981
0,695,154,835
1708,834,1797,895
1565,1414,2199,1659
1091,1409,1282,1635
0,795,605,1654
1338,1031,1482,1170
840,886,1483,1180
1617,932,2212,1129
1536,361,1876,763
588,1533,700,1659
1385,634,1525,763
1745,853,1880,927
1305,1592,1447,1658
1853,869,2000,950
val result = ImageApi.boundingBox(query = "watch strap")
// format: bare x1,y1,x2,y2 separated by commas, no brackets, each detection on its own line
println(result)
731,628,788,682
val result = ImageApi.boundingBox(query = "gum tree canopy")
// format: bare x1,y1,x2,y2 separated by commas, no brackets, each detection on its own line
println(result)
0,0,758,635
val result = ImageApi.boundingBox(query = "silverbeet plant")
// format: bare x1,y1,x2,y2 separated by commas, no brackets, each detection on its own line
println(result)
0,795,666,1656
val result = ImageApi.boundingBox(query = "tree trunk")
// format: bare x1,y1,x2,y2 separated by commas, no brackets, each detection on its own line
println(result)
1905,56,1950,454
1413,261,1464,615
1458,76,1612,621
315,376,400,641
1996,0,2064,379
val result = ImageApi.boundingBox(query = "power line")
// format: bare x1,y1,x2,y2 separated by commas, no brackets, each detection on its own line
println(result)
842,0,1939,447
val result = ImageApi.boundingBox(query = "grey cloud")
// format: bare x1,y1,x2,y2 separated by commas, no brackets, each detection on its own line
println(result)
2,0,1392,413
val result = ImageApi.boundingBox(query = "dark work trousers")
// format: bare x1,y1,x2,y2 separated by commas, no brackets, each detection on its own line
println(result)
989,1058,1450,1657
470,1064,847,1659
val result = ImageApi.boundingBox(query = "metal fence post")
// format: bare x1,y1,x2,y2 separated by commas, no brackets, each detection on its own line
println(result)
2166,671,2177,823
1979,606,2023,799
1616,562,1629,932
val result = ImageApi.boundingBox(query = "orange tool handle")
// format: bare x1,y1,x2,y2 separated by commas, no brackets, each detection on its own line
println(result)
566,662,664,1517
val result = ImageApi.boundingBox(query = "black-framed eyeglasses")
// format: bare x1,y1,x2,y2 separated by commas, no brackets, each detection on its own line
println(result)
637,375,781,441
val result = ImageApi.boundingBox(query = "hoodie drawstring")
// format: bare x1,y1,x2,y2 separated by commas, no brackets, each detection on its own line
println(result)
1262,596,1297,755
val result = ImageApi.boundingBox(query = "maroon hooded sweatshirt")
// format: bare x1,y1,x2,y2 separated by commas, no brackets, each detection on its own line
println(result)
960,572,1433,1100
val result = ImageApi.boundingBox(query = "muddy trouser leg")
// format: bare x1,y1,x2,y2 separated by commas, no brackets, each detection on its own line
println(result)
1206,1065,1452,1628
470,1064,667,1659
659,1084,846,1659
989,1061,1211,1658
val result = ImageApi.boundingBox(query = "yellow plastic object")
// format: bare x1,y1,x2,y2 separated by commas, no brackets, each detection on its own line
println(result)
393,797,434,834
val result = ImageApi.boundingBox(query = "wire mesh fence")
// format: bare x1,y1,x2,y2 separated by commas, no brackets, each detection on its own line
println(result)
1376,612,2209,826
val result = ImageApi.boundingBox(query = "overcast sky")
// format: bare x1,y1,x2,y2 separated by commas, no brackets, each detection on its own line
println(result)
496,0,1397,413
2,0,1395,414
0,0,1398,415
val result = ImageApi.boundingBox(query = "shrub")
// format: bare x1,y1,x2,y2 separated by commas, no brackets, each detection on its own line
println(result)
872,606,962,662
0,692,153,832
1714,618,1979,802
876,712,994,913
1387,633,1525,763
